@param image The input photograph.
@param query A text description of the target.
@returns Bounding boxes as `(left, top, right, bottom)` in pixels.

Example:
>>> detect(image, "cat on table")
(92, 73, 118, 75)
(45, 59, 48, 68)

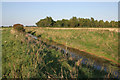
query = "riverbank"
(3, 28, 118, 78)
(25, 27, 119, 64)
(27, 29, 120, 78)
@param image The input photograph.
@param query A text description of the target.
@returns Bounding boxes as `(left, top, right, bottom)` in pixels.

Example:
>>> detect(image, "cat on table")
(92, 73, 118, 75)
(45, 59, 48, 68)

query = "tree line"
(36, 16, 119, 28)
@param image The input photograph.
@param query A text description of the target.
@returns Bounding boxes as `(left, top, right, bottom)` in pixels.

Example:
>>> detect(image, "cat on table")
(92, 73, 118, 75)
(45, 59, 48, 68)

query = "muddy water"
(28, 34, 119, 78)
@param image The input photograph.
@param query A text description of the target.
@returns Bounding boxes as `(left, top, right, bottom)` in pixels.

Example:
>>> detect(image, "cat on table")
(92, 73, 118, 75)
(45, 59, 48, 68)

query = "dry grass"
(25, 27, 119, 32)
(25, 27, 119, 63)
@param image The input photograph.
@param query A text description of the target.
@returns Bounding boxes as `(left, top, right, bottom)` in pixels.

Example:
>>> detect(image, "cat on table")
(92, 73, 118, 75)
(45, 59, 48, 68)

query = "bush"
(13, 24, 25, 32)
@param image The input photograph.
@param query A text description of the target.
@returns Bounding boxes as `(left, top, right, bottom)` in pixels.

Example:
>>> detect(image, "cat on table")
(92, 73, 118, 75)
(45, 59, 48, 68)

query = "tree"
(54, 20, 62, 27)
(111, 21, 118, 28)
(90, 17, 95, 27)
(36, 16, 55, 27)
(99, 20, 104, 27)
(94, 20, 99, 27)
(115, 21, 118, 27)
(35, 16, 118, 28)
(69, 17, 79, 27)
(110, 21, 116, 27)
(61, 19, 69, 27)
(84, 19, 90, 27)
(78, 18, 84, 27)
(9, 26, 12, 28)
(36, 19, 45, 27)
(45, 17, 55, 27)
(119, 21, 120, 28)
(104, 21, 110, 27)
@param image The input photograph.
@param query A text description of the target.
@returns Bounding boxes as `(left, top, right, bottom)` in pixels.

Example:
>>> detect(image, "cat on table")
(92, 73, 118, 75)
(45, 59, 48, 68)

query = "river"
(28, 33, 120, 78)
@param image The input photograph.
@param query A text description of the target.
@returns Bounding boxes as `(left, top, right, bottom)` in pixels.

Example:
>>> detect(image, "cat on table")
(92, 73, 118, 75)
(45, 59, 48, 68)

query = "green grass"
(25, 28, 118, 63)
(2, 28, 118, 78)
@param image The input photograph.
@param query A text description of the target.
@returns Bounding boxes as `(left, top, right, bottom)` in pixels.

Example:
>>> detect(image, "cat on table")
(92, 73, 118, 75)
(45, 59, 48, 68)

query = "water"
(28, 34, 37, 40)
(28, 33, 119, 78)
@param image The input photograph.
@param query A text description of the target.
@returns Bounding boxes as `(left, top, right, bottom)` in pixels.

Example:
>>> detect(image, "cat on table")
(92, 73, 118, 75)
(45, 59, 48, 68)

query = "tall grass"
(25, 27, 118, 63)
(2, 28, 117, 78)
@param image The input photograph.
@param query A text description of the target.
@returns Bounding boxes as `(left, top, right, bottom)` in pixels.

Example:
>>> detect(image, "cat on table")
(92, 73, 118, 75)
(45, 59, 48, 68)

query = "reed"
(2, 28, 118, 78)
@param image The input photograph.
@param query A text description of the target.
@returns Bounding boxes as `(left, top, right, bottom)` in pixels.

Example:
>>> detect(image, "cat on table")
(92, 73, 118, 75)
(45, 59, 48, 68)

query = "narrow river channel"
(28, 33, 120, 78)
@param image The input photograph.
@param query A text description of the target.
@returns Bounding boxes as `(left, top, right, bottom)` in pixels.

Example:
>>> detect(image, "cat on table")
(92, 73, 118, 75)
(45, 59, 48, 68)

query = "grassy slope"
(25, 27, 118, 63)
(2, 28, 114, 78)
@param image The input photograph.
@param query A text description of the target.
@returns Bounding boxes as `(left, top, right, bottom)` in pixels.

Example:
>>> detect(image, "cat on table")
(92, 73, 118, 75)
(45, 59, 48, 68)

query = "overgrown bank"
(2, 28, 118, 78)
(25, 27, 119, 64)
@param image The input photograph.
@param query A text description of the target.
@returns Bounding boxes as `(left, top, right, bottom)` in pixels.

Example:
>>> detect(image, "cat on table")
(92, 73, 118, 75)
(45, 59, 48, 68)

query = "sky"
(1, 0, 120, 2)
(1, 2, 119, 26)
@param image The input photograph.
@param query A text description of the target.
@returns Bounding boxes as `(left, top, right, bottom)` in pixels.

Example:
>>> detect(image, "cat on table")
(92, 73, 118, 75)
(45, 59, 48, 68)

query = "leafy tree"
(36, 19, 45, 27)
(110, 21, 115, 27)
(9, 26, 12, 28)
(36, 16, 55, 27)
(115, 21, 118, 28)
(90, 17, 95, 27)
(61, 19, 69, 27)
(104, 21, 110, 27)
(84, 19, 90, 27)
(94, 20, 99, 27)
(118, 21, 120, 28)
(78, 18, 84, 27)
(69, 17, 79, 27)
(99, 20, 104, 27)
(54, 20, 62, 27)
(35, 16, 118, 28)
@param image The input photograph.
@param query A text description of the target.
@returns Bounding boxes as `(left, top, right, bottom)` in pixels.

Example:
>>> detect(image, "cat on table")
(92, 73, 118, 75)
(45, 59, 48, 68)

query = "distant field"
(25, 27, 119, 64)
(25, 27, 119, 32)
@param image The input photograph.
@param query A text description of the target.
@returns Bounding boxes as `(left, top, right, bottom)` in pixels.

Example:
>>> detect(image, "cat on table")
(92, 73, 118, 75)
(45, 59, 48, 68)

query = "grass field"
(2, 28, 118, 78)
(25, 27, 119, 64)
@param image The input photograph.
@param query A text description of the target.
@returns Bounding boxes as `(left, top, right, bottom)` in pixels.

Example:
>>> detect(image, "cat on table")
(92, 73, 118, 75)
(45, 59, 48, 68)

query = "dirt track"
(26, 27, 119, 32)
(45, 27, 119, 32)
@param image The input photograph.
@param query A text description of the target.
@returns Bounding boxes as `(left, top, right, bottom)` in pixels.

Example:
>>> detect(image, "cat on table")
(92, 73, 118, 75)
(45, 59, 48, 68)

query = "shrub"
(13, 24, 25, 32)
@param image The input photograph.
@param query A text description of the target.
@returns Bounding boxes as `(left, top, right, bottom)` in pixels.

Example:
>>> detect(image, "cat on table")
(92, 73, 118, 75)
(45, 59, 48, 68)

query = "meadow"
(25, 27, 119, 64)
(2, 28, 118, 78)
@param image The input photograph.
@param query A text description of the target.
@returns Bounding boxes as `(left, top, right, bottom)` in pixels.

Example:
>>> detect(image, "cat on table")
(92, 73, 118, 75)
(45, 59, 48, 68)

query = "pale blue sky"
(2, 2, 118, 26)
